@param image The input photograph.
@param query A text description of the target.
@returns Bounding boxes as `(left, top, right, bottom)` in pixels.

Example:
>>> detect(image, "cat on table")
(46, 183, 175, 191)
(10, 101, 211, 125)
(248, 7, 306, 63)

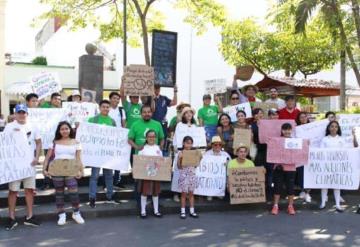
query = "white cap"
(71, 90, 81, 97)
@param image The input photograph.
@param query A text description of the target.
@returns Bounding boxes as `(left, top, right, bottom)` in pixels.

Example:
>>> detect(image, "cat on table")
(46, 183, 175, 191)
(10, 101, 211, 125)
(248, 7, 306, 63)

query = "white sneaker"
(299, 191, 306, 199)
(173, 194, 180, 202)
(57, 213, 66, 226)
(340, 196, 345, 203)
(207, 196, 213, 201)
(305, 193, 312, 203)
(72, 212, 85, 224)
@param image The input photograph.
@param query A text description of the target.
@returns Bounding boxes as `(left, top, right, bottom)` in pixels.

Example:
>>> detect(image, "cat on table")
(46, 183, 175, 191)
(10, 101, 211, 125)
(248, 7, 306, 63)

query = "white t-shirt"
(4, 120, 41, 151)
(138, 144, 163, 157)
(265, 98, 286, 109)
(109, 107, 126, 127)
(0, 119, 6, 128)
(320, 135, 349, 148)
(204, 149, 231, 160)
(53, 142, 82, 160)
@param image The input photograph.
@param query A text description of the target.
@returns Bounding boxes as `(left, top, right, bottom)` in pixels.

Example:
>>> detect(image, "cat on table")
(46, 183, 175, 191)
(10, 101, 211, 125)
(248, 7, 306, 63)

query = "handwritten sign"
(252, 102, 278, 118)
(338, 114, 360, 145)
(258, 119, 296, 144)
(205, 79, 227, 94)
(304, 148, 360, 190)
(295, 119, 328, 147)
(0, 132, 35, 185)
(76, 122, 131, 171)
(30, 72, 62, 100)
(174, 124, 207, 148)
(63, 102, 97, 125)
(223, 103, 252, 122)
(182, 150, 202, 167)
(28, 108, 67, 149)
(267, 137, 309, 164)
(228, 167, 266, 204)
(123, 64, 155, 96)
(132, 155, 172, 181)
(233, 128, 252, 150)
(48, 159, 82, 177)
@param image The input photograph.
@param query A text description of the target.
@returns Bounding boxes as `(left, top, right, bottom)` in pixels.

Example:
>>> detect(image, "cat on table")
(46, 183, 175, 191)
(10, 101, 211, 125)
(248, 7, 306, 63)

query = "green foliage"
(31, 56, 48, 65)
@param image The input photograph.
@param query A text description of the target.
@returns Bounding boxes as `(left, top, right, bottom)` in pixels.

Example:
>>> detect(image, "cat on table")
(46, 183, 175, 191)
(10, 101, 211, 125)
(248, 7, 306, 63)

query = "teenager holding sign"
(43, 121, 85, 225)
(217, 113, 235, 158)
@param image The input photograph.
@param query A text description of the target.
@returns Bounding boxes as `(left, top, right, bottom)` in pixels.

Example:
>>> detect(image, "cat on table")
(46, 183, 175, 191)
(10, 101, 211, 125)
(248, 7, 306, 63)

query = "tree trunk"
(351, 0, 360, 48)
(340, 50, 346, 110)
(140, 15, 150, 65)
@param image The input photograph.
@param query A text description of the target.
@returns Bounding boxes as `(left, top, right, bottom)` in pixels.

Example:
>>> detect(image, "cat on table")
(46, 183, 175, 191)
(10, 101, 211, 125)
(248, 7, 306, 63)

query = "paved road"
(0, 209, 359, 247)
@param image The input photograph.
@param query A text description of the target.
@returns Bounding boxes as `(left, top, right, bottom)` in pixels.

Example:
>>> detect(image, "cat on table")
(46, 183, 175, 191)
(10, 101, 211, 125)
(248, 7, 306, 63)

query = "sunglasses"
(231, 97, 239, 100)
(213, 143, 222, 147)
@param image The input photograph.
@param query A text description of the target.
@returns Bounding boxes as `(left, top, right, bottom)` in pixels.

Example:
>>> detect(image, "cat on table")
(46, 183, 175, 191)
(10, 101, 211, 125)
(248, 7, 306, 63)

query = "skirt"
(178, 167, 197, 193)
(137, 180, 161, 196)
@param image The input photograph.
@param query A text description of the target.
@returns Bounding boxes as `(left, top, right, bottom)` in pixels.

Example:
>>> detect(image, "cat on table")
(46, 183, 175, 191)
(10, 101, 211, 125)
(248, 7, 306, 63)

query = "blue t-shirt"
(152, 95, 171, 122)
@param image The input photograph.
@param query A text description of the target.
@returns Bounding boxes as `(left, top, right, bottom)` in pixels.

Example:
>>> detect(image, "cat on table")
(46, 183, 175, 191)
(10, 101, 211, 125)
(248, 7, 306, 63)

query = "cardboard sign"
(233, 128, 252, 150)
(132, 155, 172, 181)
(223, 103, 252, 122)
(76, 122, 131, 171)
(205, 79, 227, 94)
(181, 150, 202, 167)
(63, 102, 97, 125)
(304, 148, 360, 190)
(338, 114, 360, 145)
(252, 102, 278, 118)
(30, 72, 62, 100)
(123, 65, 155, 96)
(295, 119, 329, 147)
(81, 88, 97, 103)
(228, 167, 266, 204)
(0, 132, 35, 185)
(48, 159, 82, 177)
(174, 124, 207, 148)
(258, 119, 296, 144)
(267, 137, 309, 164)
(28, 108, 67, 149)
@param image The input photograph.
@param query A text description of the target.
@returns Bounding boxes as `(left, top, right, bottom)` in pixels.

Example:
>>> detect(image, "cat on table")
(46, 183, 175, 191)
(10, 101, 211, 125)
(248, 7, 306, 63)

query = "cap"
(71, 90, 81, 97)
(181, 106, 196, 117)
(15, 104, 28, 113)
(211, 136, 223, 145)
(203, 94, 211, 100)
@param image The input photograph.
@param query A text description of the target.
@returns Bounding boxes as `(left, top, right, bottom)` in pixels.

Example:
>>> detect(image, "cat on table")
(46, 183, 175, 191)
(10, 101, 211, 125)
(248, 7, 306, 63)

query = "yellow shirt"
(227, 158, 255, 170)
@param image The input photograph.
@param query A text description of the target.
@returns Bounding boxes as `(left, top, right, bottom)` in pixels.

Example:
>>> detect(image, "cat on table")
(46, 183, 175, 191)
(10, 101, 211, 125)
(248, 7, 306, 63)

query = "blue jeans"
(205, 125, 217, 143)
(113, 170, 121, 185)
(89, 168, 113, 200)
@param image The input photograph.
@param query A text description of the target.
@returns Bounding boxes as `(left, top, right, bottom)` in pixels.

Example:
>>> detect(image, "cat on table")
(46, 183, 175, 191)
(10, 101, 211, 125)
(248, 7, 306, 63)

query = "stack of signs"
(123, 65, 155, 96)
(223, 103, 252, 122)
(132, 155, 172, 181)
(204, 79, 227, 94)
(30, 72, 62, 100)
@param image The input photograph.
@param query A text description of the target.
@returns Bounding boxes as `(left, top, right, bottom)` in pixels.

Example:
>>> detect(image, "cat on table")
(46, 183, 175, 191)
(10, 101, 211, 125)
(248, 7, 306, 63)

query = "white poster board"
(63, 102, 97, 125)
(0, 132, 35, 185)
(295, 119, 329, 147)
(338, 114, 360, 145)
(304, 148, 360, 190)
(28, 108, 67, 149)
(204, 79, 227, 94)
(30, 72, 62, 100)
(174, 125, 207, 148)
(76, 122, 131, 171)
(223, 102, 252, 122)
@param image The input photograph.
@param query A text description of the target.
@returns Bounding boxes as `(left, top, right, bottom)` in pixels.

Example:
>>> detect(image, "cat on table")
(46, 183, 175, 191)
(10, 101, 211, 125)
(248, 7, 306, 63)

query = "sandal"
(180, 213, 186, 219)
(189, 212, 199, 218)
(153, 212, 163, 218)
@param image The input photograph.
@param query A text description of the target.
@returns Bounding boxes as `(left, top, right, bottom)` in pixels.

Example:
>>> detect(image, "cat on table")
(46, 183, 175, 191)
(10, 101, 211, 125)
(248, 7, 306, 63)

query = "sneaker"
(173, 194, 180, 202)
(89, 198, 96, 208)
(106, 197, 121, 204)
(57, 213, 66, 226)
(287, 205, 296, 215)
(356, 207, 360, 214)
(5, 218, 18, 231)
(271, 205, 279, 215)
(340, 196, 345, 203)
(207, 196, 213, 201)
(304, 193, 312, 203)
(72, 212, 85, 224)
(299, 191, 306, 199)
(24, 216, 41, 227)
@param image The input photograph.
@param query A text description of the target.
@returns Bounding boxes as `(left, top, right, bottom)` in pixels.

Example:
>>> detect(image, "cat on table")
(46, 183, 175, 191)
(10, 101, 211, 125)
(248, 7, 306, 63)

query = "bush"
(31, 56, 47, 65)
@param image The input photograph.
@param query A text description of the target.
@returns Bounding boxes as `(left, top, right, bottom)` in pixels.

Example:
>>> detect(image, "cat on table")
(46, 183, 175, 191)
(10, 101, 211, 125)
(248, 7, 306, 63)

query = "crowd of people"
(1, 81, 360, 231)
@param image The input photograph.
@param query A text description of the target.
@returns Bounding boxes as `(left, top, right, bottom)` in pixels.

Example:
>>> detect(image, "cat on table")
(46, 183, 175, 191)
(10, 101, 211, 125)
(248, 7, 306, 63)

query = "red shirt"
(278, 108, 300, 120)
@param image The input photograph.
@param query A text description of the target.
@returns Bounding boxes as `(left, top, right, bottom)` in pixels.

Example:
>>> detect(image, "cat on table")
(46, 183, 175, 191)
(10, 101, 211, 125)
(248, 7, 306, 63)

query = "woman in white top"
(319, 121, 357, 212)
(173, 107, 197, 150)
(43, 121, 85, 225)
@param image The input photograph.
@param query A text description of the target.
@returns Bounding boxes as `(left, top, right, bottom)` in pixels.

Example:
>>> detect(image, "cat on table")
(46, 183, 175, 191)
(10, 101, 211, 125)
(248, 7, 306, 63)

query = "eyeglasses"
(213, 143, 222, 147)
(231, 97, 239, 100)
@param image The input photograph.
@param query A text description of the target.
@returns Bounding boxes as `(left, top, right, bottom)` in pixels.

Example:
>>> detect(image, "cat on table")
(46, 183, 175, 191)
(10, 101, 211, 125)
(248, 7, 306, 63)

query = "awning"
(5, 81, 33, 96)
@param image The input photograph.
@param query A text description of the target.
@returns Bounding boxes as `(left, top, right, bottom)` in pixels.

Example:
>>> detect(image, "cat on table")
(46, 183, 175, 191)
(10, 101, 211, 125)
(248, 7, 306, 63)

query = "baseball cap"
(15, 104, 28, 113)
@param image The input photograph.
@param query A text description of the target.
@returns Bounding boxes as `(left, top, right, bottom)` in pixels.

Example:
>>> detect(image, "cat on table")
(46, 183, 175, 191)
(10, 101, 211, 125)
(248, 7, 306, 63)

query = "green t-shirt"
(123, 101, 142, 128)
(169, 116, 177, 129)
(227, 158, 255, 170)
(128, 119, 164, 153)
(198, 105, 219, 126)
(88, 114, 116, 126)
(40, 102, 55, 108)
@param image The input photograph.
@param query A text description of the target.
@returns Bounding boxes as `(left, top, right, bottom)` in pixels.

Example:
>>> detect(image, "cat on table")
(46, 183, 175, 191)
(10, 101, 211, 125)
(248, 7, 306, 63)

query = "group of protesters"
(1, 80, 360, 231)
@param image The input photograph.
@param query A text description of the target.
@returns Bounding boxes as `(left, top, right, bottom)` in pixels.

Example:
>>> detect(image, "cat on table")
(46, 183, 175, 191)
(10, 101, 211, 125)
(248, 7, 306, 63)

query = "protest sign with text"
(266, 137, 309, 164)
(63, 102, 97, 125)
(30, 72, 62, 100)
(295, 119, 328, 147)
(228, 167, 266, 204)
(132, 155, 172, 181)
(28, 108, 67, 149)
(76, 122, 131, 171)
(304, 148, 360, 190)
(258, 119, 296, 144)
(0, 132, 35, 185)
(223, 103, 252, 122)
(338, 114, 360, 145)
(204, 79, 227, 94)
(123, 65, 155, 96)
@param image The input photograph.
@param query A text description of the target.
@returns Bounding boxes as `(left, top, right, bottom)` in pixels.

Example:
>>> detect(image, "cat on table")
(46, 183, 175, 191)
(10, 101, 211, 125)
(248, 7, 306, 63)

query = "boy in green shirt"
(40, 92, 62, 108)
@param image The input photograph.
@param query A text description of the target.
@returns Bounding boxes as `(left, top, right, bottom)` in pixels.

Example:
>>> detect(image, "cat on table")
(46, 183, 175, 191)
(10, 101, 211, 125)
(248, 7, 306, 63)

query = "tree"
(38, 0, 226, 65)
(32, 56, 48, 65)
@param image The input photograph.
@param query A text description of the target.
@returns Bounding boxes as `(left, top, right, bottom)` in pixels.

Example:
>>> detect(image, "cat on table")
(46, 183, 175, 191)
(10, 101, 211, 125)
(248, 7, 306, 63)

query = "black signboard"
(151, 30, 177, 87)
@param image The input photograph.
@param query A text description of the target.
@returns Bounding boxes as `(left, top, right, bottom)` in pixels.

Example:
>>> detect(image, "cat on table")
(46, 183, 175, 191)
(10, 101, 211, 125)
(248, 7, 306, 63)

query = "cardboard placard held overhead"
(123, 65, 155, 96)
(252, 102, 278, 118)
(132, 155, 172, 181)
(48, 159, 83, 177)
(181, 150, 202, 167)
(228, 167, 266, 204)
(233, 128, 252, 150)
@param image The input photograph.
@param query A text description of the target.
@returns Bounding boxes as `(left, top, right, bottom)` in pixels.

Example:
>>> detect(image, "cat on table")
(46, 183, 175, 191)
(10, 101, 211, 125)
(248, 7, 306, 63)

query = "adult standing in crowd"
(198, 94, 223, 144)
(325, 111, 336, 122)
(0, 114, 6, 132)
(25, 93, 39, 108)
(108, 92, 126, 188)
(168, 103, 191, 135)
(4, 104, 42, 230)
(67, 90, 82, 103)
(173, 107, 197, 150)
(217, 113, 235, 158)
(40, 92, 62, 108)
(233, 110, 250, 129)
(242, 85, 262, 106)
(120, 84, 142, 129)
(278, 95, 300, 120)
(265, 87, 286, 109)
(88, 100, 120, 208)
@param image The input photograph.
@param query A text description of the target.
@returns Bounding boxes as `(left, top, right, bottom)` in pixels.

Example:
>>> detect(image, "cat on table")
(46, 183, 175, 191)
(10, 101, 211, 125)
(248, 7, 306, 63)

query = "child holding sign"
(138, 130, 163, 218)
(177, 136, 199, 219)
(271, 123, 296, 216)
